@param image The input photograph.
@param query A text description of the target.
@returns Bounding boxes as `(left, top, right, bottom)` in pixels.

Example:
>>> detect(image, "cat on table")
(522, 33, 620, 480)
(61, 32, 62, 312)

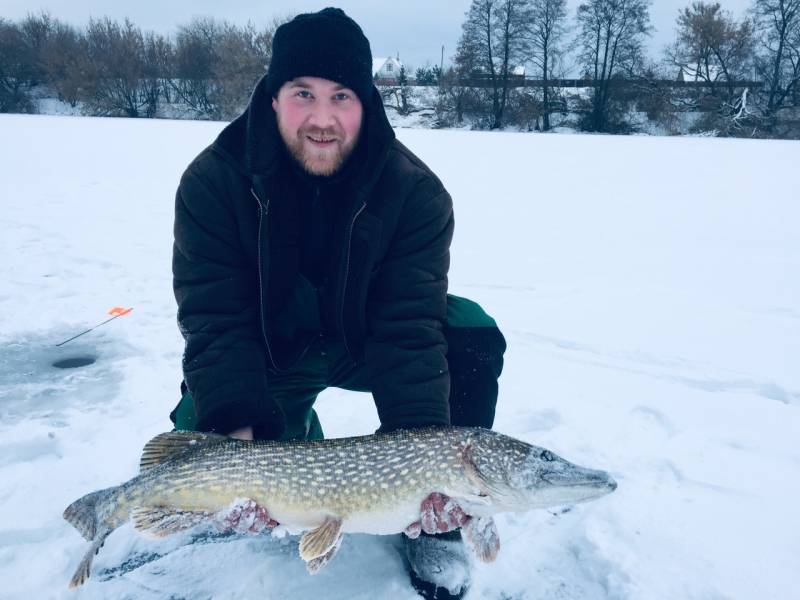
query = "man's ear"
(272, 96, 278, 112)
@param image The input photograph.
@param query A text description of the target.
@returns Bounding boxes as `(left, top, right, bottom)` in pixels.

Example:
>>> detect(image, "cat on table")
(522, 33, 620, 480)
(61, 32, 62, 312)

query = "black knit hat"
(264, 7, 374, 103)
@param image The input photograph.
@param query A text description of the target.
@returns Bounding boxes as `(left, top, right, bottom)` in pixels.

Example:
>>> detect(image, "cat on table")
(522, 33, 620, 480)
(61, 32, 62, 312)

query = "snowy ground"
(1, 114, 798, 599)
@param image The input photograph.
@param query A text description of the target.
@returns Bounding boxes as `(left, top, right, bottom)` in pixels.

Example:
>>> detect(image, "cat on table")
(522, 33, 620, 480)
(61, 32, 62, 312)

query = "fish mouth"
(541, 469, 617, 494)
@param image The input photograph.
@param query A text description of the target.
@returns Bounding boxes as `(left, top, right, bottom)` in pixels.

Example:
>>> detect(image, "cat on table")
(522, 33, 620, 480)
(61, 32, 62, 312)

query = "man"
(171, 8, 506, 599)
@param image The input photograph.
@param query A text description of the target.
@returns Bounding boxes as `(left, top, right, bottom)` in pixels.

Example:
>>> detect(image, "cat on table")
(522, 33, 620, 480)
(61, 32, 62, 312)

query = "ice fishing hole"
(52, 356, 97, 369)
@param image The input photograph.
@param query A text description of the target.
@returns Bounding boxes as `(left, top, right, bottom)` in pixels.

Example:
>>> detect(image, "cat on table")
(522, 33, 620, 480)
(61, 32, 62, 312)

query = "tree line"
(1, 3, 799, 137)
(0, 13, 283, 120)
(437, 0, 799, 137)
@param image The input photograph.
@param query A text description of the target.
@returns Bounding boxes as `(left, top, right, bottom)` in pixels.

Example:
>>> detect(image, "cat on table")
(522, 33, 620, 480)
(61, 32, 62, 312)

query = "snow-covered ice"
(1, 114, 798, 599)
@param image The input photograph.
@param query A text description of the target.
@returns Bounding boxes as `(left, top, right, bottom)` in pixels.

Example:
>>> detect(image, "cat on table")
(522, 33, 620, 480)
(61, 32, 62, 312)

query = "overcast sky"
(4, 1, 755, 71)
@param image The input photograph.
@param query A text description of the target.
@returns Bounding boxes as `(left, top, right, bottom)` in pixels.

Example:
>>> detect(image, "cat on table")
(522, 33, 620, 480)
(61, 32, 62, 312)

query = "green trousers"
(172, 294, 506, 440)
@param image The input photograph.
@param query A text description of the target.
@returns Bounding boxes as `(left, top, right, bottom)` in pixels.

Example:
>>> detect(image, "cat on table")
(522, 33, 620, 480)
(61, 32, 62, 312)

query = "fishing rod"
(55, 307, 133, 347)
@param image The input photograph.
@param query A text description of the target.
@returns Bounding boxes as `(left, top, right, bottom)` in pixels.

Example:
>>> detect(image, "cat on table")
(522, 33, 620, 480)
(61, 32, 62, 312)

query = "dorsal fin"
(139, 431, 228, 472)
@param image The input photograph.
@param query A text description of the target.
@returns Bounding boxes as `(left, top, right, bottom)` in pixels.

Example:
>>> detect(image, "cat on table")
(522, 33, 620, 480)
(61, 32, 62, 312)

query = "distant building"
(467, 64, 526, 81)
(373, 56, 404, 85)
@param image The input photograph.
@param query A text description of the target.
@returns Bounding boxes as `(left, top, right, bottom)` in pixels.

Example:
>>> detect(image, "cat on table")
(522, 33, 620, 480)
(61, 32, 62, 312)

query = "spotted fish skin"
(63, 427, 616, 587)
(124, 427, 475, 532)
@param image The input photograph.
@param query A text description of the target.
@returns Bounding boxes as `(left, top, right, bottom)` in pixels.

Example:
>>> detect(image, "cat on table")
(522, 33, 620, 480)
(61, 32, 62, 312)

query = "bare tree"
(139, 32, 171, 117)
(382, 63, 413, 115)
(435, 21, 491, 127)
(42, 19, 85, 107)
(18, 11, 54, 87)
(0, 18, 35, 112)
(1, 13, 82, 112)
(751, 0, 800, 116)
(668, 2, 754, 102)
(528, 0, 568, 130)
(437, 49, 480, 127)
(212, 21, 274, 119)
(171, 18, 220, 117)
(80, 18, 150, 117)
(0, 11, 58, 112)
(576, 0, 652, 132)
(171, 17, 281, 119)
(457, 0, 534, 128)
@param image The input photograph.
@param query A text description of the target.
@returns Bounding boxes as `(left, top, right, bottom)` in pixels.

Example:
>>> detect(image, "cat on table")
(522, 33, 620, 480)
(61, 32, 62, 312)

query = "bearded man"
(171, 8, 506, 599)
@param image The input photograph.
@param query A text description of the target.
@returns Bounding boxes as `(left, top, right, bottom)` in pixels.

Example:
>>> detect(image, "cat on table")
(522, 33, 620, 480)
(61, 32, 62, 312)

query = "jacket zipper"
(252, 186, 318, 372)
(340, 201, 367, 361)
(251, 187, 281, 372)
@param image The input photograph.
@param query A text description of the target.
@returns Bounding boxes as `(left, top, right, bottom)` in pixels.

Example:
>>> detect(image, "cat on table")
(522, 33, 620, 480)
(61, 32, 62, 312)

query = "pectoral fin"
(131, 506, 210, 538)
(299, 516, 343, 561)
(306, 532, 343, 574)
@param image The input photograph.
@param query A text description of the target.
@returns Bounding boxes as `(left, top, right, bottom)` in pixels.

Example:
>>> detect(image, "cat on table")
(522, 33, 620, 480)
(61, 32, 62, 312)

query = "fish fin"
(68, 526, 112, 588)
(299, 516, 343, 561)
(306, 532, 343, 575)
(139, 431, 228, 472)
(131, 506, 210, 538)
(463, 516, 500, 563)
(63, 487, 118, 541)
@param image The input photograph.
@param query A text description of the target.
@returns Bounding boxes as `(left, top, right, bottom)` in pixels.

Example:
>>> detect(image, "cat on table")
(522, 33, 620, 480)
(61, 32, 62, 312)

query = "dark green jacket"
(173, 75, 454, 438)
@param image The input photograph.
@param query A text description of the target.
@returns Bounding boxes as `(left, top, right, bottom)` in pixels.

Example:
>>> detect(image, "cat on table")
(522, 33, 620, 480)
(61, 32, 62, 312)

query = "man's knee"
(444, 296, 506, 428)
(445, 294, 506, 378)
(445, 325, 506, 381)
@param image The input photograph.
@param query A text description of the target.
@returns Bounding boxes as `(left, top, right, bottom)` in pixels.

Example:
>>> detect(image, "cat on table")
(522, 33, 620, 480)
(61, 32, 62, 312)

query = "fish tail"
(63, 486, 119, 541)
(68, 526, 112, 588)
(63, 486, 123, 587)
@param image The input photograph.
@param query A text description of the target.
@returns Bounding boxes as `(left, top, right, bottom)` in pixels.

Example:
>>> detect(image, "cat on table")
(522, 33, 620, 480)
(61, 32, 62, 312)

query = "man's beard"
(277, 118, 360, 177)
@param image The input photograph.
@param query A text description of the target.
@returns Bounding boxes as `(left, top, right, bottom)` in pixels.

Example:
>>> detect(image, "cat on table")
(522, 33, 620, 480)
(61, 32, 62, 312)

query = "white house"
(373, 56, 404, 83)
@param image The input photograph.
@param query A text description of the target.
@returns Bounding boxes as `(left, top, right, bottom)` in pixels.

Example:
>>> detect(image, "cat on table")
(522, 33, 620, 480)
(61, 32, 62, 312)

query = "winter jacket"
(173, 75, 454, 438)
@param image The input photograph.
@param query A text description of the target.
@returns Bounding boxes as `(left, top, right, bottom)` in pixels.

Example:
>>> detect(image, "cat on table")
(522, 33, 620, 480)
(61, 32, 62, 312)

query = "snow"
(1, 113, 799, 599)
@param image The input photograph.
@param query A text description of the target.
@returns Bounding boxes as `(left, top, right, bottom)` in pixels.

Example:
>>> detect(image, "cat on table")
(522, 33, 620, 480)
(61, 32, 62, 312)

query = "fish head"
(464, 430, 617, 511)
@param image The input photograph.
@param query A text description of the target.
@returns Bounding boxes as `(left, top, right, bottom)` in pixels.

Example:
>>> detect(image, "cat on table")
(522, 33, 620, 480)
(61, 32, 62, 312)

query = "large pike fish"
(63, 427, 616, 587)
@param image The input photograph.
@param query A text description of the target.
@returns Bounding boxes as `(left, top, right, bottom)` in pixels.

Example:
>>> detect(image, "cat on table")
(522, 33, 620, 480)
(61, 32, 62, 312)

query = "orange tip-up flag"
(55, 306, 135, 347)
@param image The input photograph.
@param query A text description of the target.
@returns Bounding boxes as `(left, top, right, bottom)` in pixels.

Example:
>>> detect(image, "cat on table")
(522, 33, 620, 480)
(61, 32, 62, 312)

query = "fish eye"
(540, 450, 555, 462)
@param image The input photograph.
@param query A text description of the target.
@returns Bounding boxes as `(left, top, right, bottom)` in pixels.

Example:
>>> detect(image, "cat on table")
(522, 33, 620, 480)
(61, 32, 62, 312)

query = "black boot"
(403, 530, 471, 599)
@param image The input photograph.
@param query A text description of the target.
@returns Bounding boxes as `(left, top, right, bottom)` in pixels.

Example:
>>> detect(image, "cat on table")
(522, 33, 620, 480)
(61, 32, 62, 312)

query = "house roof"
(373, 56, 404, 76)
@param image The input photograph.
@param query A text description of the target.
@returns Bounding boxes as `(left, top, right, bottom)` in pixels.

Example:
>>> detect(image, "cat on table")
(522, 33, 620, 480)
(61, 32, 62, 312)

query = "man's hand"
(403, 493, 501, 563)
(214, 498, 278, 534)
(403, 492, 471, 538)
(228, 426, 254, 441)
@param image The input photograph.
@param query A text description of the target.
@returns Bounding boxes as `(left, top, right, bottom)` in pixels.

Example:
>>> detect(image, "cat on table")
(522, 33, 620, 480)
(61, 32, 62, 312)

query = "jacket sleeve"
(172, 165, 285, 438)
(364, 185, 454, 430)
